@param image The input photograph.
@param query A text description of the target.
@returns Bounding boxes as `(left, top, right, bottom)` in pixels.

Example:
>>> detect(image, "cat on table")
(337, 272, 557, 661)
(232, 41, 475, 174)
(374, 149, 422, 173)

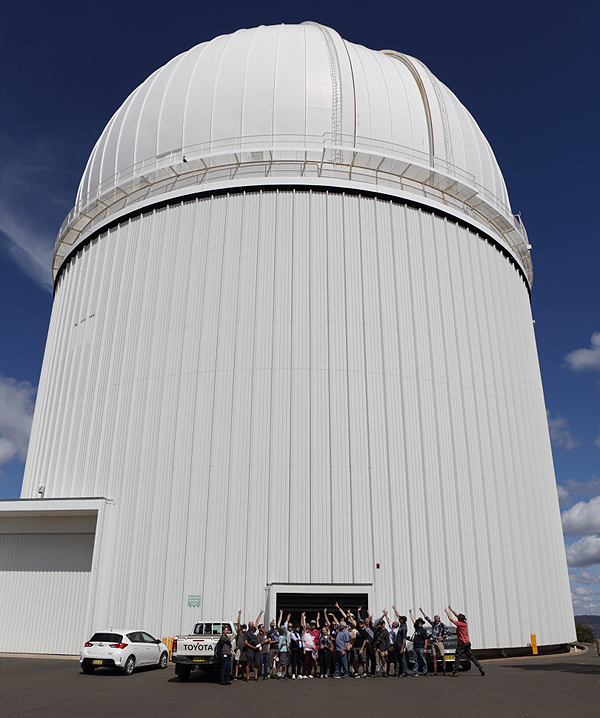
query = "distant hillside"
(575, 615, 600, 639)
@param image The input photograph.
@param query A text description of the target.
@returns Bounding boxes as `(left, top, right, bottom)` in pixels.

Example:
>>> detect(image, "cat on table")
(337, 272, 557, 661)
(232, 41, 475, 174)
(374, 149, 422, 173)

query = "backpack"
(214, 638, 222, 658)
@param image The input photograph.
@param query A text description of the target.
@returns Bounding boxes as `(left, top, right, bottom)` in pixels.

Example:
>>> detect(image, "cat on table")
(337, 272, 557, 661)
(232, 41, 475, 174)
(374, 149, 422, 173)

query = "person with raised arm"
(444, 606, 485, 677)
(266, 617, 280, 678)
(387, 615, 399, 675)
(318, 613, 333, 678)
(234, 610, 246, 680)
(354, 616, 369, 677)
(409, 608, 429, 676)
(325, 608, 338, 676)
(289, 620, 303, 679)
(276, 611, 291, 679)
(300, 612, 318, 678)
(373, 612, 391, 677)
(419, 606, 449, 676)
(256, 622, 270, 680)
(242, 609, 264, 681)
(358, 607, 376, 676)
(392, 606, 409, 677)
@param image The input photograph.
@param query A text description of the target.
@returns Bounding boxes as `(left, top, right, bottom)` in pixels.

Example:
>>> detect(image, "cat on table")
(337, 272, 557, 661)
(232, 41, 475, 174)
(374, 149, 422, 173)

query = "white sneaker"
(291, 675, 296, 679)
(309, 675, 313, 679)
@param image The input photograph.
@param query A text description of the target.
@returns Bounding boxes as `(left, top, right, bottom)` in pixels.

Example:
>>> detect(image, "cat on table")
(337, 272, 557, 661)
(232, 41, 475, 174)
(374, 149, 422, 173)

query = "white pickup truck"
(171, 621, 234, 681)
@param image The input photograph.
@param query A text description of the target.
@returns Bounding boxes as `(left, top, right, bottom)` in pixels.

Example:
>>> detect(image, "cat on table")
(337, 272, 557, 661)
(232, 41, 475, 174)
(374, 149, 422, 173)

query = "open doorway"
(276, 592, 369, 626)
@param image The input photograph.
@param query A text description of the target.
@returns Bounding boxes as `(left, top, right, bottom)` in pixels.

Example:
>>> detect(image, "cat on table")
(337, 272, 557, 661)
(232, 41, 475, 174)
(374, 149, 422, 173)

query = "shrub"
(575, 622, 595, 643)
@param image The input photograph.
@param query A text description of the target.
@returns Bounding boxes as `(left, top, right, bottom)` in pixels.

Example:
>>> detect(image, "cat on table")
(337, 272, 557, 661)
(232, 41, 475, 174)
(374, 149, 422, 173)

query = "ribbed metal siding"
(0, 533, 94, 654)
(23, 190, 573, 648)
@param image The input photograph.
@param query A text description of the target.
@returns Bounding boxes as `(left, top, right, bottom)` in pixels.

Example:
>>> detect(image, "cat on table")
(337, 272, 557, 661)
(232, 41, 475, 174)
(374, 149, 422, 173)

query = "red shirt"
(455, 620, 470, 644)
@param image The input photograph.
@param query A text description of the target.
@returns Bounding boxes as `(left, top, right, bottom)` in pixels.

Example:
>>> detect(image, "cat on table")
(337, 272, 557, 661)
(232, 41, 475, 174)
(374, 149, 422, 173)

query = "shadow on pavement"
(506, 662, 600, 674)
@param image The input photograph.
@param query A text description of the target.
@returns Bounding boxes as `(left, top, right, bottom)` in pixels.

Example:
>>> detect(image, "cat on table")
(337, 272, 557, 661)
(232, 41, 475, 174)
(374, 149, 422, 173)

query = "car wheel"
(159, 651, 168, 669)
(82, 662, 95, 674)
(462, 661, 471, 671)
(178, 667, 191, 682)
(123, 656, 136, 675)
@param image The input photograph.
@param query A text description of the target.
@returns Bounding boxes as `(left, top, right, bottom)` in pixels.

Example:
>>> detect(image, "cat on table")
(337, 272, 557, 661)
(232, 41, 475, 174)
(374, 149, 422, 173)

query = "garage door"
(0, 532, 95, 654)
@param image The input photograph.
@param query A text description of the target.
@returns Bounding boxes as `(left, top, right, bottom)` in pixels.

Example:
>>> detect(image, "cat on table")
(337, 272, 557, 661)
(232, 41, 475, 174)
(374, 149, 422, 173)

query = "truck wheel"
(159, 652, 168, 669)
(123, 656, 136, 675)
(178, 666, 192, 682)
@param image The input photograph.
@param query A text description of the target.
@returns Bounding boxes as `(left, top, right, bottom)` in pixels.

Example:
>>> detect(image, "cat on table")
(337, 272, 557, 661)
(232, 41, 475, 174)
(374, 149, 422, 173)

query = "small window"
(127, 632, 144, 643)
(140, 632, 157, 644)
(193, 624, 204, 635)
(91, 633, 123, 643)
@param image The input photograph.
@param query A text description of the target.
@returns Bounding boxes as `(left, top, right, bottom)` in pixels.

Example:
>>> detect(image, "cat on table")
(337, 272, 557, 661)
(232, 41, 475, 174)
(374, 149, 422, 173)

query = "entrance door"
(276, 593, 369, 625)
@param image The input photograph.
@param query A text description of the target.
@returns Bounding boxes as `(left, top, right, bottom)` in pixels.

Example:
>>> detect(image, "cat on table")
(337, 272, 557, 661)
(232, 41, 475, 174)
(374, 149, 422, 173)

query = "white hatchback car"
(80, 630, 169, 675)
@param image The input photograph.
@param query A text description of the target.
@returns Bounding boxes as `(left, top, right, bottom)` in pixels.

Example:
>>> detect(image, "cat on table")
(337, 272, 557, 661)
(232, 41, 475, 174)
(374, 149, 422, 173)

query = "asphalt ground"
(1, 648, 598, 718)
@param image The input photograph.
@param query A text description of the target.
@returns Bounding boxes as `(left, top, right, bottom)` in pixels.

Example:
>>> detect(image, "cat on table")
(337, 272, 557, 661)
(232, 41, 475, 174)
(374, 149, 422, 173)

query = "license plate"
(445, 655, 455, 661)
(193, 658, 206, 662)
(92, 660, 103, 665)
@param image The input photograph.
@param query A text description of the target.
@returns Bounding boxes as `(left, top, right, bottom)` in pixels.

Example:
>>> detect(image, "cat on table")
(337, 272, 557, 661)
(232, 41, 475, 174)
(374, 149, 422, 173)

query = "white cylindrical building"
(16, 22, 573, 651)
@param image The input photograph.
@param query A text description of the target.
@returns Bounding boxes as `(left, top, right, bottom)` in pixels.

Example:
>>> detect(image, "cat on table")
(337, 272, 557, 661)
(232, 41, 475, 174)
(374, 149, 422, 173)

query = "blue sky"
(1, 0, 599, 612)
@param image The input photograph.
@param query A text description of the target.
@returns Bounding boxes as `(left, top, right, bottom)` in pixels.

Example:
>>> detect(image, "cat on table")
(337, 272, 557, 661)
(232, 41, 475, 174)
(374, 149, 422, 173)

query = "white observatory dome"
(11, 22, 574, 657)
(54, 23, 530, 282)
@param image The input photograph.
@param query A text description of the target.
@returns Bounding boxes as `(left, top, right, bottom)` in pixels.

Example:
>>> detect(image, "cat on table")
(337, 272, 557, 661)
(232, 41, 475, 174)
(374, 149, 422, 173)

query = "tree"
(575, 622, 595, 643)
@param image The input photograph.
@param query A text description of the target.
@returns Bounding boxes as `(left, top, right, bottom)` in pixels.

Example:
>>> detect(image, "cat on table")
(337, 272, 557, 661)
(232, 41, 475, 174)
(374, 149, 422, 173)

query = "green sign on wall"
(187, 595, 202, 607)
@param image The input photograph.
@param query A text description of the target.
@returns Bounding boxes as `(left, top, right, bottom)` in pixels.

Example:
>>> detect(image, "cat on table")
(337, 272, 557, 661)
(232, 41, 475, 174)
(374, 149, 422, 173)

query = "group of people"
(214, 603, 485, 685)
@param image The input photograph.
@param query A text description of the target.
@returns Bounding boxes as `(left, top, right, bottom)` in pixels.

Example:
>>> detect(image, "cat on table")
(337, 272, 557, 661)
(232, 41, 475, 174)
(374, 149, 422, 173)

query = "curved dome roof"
(55, 23, 531, 283)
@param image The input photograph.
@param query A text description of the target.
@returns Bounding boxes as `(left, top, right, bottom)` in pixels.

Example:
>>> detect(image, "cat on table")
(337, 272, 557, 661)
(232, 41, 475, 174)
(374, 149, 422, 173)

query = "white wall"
(23, 189, 574, 648)
(0, 531, 95, 654)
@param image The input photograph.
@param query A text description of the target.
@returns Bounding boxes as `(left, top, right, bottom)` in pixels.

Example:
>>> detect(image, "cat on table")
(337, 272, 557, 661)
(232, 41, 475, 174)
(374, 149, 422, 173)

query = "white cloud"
(572, 586, 594, 598)
(565, 332, 600, 372)
(557, 485, 570, 505)
(581, 603, 600, 612)
(566, 536, 600, 568)
(547, 412, 580, 449)
(0, 133, 73, 292)
(562, 496, 600, 536)
(0, 206, 54, 290)
(570, 570, 600, 585)
(0, 375, 36, 474)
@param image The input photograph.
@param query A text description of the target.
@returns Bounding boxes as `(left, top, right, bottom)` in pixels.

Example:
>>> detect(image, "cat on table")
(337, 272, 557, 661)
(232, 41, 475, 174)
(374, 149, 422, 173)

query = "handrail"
(62, 133, 514, 238)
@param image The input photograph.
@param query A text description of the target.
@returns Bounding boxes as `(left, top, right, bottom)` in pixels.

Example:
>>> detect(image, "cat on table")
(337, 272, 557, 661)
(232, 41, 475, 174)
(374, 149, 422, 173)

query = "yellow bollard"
(162, 637, 175, 660)
(530, 634, 538, 655)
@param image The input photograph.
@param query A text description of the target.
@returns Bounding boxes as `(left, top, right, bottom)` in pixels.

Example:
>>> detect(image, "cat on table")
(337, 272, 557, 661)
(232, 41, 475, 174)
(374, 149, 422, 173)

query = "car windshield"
(192, 623, 232, 635)
(90, 633, 123, 642)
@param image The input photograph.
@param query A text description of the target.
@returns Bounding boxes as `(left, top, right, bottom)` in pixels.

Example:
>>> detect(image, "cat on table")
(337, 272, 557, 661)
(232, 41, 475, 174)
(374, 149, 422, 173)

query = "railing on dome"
(55, 133, 532, 285)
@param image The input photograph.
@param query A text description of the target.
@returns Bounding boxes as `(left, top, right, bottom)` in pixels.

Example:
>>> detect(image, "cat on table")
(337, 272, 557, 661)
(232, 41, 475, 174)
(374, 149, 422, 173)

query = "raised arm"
(382, 609, 391, 626)
(444, 607, 458, 626)
(316, 612, 321, 629)
(409, 608, 416, 625)
(323, 609, 330, 627)
(335, 601, 347, 619)
(255, 609, 264, 626)
(448, 605, 459, 618)
(237, 609, 242, 632)
(301, 612, 307, 629)
(278, 609, 283, 628)
(392, 604, 400, 619)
